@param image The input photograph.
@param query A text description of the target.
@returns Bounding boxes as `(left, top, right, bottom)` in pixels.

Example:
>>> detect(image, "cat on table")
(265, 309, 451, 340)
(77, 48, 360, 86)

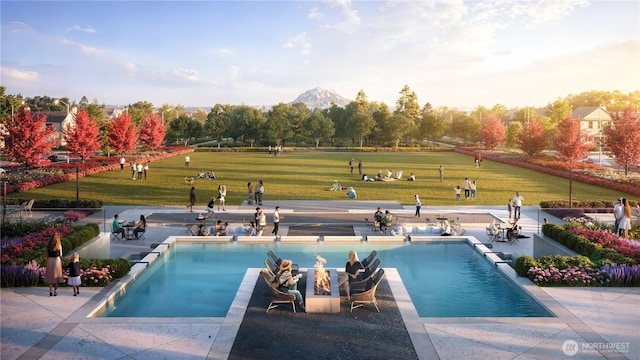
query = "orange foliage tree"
(108, 111, 139, 154)
(518, 118, 548, 156)
(6, 106, 55, 167)
(139, 113, 166, 151)
(64, 110, 101, 162)
(603, 106, 640, 175)
(479, 115, 505, 149)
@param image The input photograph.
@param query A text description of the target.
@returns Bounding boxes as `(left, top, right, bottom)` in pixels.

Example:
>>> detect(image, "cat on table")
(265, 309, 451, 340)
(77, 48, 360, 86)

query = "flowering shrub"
(562, 216, 609, 231)
(1, 226, 74, 265)
(1, 260, 44, 287)
(63, 209, 92, 222)
(568, 228, 640, 263)
(527, 266, 609, 287)
(80, 265, 113, 287)
(600, 264, 640, 286)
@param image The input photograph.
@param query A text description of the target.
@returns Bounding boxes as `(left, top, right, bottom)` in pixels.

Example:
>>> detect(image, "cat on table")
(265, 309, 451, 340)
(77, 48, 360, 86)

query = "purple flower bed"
(1, 260, 44, 287)
(600, 264, 640, 286)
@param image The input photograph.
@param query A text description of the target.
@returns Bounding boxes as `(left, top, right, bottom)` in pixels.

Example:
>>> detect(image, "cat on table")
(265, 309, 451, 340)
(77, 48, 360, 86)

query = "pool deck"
(2, 203, 639, 359)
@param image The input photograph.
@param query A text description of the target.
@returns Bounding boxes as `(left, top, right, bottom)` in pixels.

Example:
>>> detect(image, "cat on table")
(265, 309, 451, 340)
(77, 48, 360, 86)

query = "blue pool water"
(98, 242, 552, 318)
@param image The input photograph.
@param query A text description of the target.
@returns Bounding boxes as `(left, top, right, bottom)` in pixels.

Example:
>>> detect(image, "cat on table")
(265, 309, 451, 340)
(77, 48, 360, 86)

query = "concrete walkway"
(1, 204, 638, 359)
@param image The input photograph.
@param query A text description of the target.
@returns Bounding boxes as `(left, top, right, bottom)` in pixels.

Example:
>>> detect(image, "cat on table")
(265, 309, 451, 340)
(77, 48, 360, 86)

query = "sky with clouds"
(1, 0, 638, 109)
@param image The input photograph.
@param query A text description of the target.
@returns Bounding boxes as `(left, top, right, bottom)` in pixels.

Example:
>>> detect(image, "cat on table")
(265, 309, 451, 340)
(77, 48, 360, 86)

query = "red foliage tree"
(479, 115, 506, 149)
(603, 106, 640, 175)
(518, 118, 548, 156)
(553, 116, 591, 162)
(6, 106, 55, 167)
(108, 111, 139, 154)
(64, 110, 101, 162)
(139, 113, 166, 151)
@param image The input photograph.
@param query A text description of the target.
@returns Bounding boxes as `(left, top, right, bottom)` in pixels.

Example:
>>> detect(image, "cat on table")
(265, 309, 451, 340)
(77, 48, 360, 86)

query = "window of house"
(588, 121, 593, 129)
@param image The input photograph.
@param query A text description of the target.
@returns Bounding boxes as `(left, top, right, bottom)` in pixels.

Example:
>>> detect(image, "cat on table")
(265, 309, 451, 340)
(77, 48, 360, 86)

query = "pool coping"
(69, 234, 591, 360)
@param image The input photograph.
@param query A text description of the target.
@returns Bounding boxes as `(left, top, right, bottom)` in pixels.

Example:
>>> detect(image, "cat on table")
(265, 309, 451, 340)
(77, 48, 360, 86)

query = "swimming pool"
(95, 241, 552, 318)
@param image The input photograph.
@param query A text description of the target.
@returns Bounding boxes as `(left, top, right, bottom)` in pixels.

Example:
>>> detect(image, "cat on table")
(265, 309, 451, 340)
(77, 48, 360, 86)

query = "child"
(454, 186, 462, 201)
(67, 253, 81, 296)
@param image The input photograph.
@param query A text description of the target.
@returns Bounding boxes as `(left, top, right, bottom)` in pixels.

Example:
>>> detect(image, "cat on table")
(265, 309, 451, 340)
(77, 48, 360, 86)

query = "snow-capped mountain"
(290, 87, 351, 109)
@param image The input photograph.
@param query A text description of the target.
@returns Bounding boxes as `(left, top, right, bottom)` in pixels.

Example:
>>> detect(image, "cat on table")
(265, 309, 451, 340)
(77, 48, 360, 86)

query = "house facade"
(570, 106, 611, 146)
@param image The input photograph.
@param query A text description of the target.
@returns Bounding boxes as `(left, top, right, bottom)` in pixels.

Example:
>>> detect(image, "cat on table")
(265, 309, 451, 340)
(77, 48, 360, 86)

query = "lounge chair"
(264, 258, 278, 276)
(360, 250, 377, 267)
(260, 268, 297, 313)
(349, 258, 381, 293)
(187, 224, 199, 236)
(267, 250, 299, 275)
(350, 268, 385, 313)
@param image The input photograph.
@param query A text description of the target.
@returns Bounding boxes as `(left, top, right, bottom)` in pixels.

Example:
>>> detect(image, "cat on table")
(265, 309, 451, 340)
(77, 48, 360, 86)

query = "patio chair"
(350, 268, 385, 313)
(21, 199, 35, 218)
(349, 258, 381, 293)
(111, 223, 124, 241)
(264, 258, 278, 277)
(187, 224, 199, 236)
(260, 268, 297, 313)
(267, 250, 299, 275)
(360, 250, 377, 267)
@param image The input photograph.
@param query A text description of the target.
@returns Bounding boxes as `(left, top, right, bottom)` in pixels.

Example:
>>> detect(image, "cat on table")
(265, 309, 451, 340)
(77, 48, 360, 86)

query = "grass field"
(9, 151, 631, 206)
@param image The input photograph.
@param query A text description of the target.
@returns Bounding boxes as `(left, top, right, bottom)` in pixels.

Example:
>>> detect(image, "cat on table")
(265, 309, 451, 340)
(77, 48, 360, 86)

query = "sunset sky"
(1, 0, 638, 109)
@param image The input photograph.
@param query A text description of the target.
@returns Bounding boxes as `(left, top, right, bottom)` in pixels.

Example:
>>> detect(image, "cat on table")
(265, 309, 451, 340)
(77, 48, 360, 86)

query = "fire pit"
(304, 255, 340, 313)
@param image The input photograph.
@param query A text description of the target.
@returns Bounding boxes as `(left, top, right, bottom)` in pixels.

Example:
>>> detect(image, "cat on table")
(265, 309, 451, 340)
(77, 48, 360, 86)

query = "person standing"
(271, 206, 283, 236)
(185, 154, 190, 168)
(188, 186, 196, 212)
(358, 160, 363, 175)
(439, 165, 445, 182)
(131, 162, 137, 180)
(217, 185, 226, 211)
(512, 192, 524, 219)
(470, 180, 477, 201)
(143, 162, 149, 180)
(349, 158, 355, 174)
(613, 197, 624, 235)
(119, 156, 125, 171)
(256, 208, 267, 235)
(463, 178, 471, 200)
(247, 182, 254, 205)
(454, 186, 462, 201)
(414, 195, 422, 217)
(67, 252, 82, 296)
(137, 163, 143, 181)
(255, 180, 264, 205)
(44, 233, 63, 296)
(508, 199, 513, 220)
(619, 198, 632, 239)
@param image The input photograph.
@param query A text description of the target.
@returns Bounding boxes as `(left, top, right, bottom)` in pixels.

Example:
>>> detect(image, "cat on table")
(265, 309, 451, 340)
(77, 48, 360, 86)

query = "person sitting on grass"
(347, 187, 357, 199)
(330, 180, 342, 191)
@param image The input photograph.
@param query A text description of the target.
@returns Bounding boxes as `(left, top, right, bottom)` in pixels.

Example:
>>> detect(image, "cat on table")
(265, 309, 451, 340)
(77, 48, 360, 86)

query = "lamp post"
(598, 130, 603, 166)
(54, 99, 70, 114)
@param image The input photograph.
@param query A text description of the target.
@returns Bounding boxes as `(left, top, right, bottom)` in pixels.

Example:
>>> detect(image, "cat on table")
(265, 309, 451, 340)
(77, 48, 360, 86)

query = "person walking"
(271, 206, 283, 236)
(358, 160, 363, 175)
(44, 233, 63, 296)
(512, 192, 524, 219)
(414, 195, 422, 217)
(463, 178, 471, 200)
(439, 165, 445, 182)
(349, 158, 355, 174)
(67, 252, 82, 296)
(185, 154, 190, 168)
(470, 180, 477, 200)
(188, 186, 196, 212)
(119, 156, 125, 171)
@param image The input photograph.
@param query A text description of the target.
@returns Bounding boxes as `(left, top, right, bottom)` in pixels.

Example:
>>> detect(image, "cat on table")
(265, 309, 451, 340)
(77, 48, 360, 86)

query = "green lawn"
(10, 151, 630, 206)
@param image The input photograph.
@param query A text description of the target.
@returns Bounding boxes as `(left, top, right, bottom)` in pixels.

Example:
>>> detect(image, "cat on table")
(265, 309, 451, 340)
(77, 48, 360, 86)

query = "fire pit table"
(305, 268, 340, 313)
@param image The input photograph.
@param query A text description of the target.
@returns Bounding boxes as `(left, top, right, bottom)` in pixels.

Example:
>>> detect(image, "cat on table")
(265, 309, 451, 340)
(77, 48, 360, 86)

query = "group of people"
(112, 214, 147, 240)
(508, 192, 525, 219)
(372, 207, 394, 232)
(614, 196, 633, 238)
(454, 178, 477, 201)
(119, 157, 149, 181)
(268, 145, 284, 156)
(349, 158, 363, 175)
(197, 220, 231, 236)
(247, 180, 265, 206)
(43, 233, 82, 297)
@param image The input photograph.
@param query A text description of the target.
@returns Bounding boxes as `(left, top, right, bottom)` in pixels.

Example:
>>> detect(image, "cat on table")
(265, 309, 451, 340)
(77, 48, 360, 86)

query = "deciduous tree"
(479, 115, 505, 149)
(553, 116, 591, 206)
(139, 113, 166, 151)
(518, 118, 548, 156)
(108, 111, 139, 154)
(6, 106, 55, 167)
(64, 110, 101, 162)
(603, 106, 640, 175)
(205, 104, 231, 148)
(303, 109, 335, 147)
